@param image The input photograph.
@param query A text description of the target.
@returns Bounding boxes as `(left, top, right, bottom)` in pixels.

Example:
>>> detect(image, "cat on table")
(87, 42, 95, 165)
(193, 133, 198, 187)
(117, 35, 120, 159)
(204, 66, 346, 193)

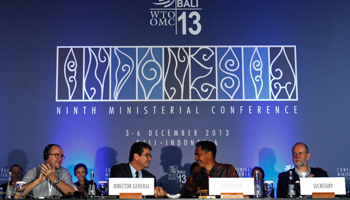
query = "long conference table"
(53, 198, 350, 200)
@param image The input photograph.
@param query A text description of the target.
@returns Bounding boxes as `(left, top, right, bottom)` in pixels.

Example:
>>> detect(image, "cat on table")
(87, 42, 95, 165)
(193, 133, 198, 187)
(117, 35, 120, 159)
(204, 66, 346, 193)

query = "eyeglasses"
(49, 153, 65, 159)
(141, 154, 152, 158)
(11, 172, 22, 175)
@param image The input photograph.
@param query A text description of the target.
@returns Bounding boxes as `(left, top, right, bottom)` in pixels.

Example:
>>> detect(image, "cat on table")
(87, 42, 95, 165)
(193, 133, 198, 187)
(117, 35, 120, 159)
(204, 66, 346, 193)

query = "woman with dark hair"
(251, 167, 274, 198)
(252, 167, 265, 182)
(74, 163, 99, 198)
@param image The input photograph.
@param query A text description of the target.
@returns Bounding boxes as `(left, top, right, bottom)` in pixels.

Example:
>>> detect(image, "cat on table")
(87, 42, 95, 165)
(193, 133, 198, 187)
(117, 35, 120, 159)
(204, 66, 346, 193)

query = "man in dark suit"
(277, 142, 328, 198)
(0, 164, 23, 197)
(110, 142, 166, 197)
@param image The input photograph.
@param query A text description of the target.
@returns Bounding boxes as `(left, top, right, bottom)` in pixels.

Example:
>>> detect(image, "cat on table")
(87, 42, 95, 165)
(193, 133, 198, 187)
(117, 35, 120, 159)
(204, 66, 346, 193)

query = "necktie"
(135, 171, 139, 178)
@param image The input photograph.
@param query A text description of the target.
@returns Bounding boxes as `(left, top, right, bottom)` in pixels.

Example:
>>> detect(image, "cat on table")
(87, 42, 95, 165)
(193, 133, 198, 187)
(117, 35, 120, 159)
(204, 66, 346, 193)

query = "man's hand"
(154, 186, 167, 198)
(41, 164, 56, 181)
(37, 170, 47, 183)
(196, 187, 201, 195)
(308, 174, 315, 178)
(22, 166, 47, 197)
(13, 193, 20, 199)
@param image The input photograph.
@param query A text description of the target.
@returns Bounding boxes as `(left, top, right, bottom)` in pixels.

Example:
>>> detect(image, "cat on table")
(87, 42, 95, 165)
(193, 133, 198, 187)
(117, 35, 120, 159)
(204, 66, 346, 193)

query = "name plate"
(300, 177, 346, 195)
(108, 178, 154, 195)
(208, 177, 254, 195)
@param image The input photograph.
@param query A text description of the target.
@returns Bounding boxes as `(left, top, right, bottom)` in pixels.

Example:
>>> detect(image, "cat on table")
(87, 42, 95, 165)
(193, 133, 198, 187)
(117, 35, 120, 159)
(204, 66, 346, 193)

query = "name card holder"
(208, 177, 254, 196)
(300, 177, 345, 197)
(312, 192, 335, 198)
(199, 196, 216, 199)
(199, 190, 216, 199)
(109, 178, 154, 196)
(220, 193, 244, 199)
(119, 193, 142, 199)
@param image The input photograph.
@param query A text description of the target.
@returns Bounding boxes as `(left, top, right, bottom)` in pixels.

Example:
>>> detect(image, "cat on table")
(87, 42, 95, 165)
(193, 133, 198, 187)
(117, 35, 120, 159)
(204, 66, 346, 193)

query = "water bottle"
(0, 187, 4, 199)
(88, 171, 96, 198)
(287, 170, 296, 198)
(254, 170, 262, 198)
(5, 172, 12, 199)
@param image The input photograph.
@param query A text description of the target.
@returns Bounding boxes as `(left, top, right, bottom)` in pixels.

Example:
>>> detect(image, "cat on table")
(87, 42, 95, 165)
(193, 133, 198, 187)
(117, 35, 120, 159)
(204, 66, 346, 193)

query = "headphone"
(43, 144, 60, 160)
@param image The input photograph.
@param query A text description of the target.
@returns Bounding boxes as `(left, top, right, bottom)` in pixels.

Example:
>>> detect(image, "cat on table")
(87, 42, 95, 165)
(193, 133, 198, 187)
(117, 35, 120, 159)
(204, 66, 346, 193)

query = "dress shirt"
(129, 163, 142, 178)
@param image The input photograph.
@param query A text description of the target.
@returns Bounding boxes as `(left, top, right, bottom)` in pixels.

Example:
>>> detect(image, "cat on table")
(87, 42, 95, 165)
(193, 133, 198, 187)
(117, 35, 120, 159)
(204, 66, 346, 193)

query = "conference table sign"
(300, 177, 346, 195)
(208, 177, 254, 196)
(108, 178, 155, 195)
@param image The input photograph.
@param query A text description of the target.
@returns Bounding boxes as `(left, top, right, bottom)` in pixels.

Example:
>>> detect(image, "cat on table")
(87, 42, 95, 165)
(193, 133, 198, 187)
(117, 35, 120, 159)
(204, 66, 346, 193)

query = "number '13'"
(178, 11, 202, 35)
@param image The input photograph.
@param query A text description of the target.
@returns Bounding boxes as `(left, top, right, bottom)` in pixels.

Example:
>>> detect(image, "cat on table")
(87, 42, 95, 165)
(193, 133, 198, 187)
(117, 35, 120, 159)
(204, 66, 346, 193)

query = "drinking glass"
(264, 181, 273, 198)
(15, 181, 26, 199)
(98, 181, 108, 199)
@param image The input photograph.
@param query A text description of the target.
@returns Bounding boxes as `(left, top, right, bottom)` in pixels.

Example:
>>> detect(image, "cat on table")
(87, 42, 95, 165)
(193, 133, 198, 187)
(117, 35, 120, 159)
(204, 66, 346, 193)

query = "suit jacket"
(110, 163, 157, 186)
(277, 167, 328, 198)
(0, 182, 13, 195)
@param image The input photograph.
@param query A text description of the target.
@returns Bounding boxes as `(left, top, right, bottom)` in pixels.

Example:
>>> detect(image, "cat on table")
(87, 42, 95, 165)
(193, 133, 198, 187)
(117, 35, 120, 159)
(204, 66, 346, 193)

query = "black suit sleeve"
(0, 183, 8, 193)
(110, 164, 130, 177)
(312, 168, 328, 177)
(110, 165, 119, 177)
(277, 172, 288, 198)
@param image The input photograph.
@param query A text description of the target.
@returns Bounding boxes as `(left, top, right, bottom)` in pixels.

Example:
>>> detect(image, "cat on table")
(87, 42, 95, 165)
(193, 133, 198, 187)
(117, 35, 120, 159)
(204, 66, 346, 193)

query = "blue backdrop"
(1, 0, 350, 195)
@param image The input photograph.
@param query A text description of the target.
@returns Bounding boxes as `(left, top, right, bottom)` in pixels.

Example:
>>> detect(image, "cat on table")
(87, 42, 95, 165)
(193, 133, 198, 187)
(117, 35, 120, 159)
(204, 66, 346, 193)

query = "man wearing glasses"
(0, 164, 23, 196)
(277, 142, 328, 198)
(110, 142, 166, 197)
(22, 144, 77, 198)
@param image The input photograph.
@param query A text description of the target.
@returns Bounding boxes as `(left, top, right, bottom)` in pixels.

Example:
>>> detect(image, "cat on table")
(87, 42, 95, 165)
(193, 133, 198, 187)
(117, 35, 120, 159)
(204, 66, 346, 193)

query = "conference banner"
(1, 0, 350, 195)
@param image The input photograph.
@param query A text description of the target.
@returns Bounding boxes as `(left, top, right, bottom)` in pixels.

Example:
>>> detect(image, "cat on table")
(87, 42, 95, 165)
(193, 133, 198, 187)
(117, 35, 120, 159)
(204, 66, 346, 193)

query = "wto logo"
(150, 0, 202, 35)
(56, 45, 298, 101)
(168, 165, 187, 184)
(284, 164, 295, 171)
